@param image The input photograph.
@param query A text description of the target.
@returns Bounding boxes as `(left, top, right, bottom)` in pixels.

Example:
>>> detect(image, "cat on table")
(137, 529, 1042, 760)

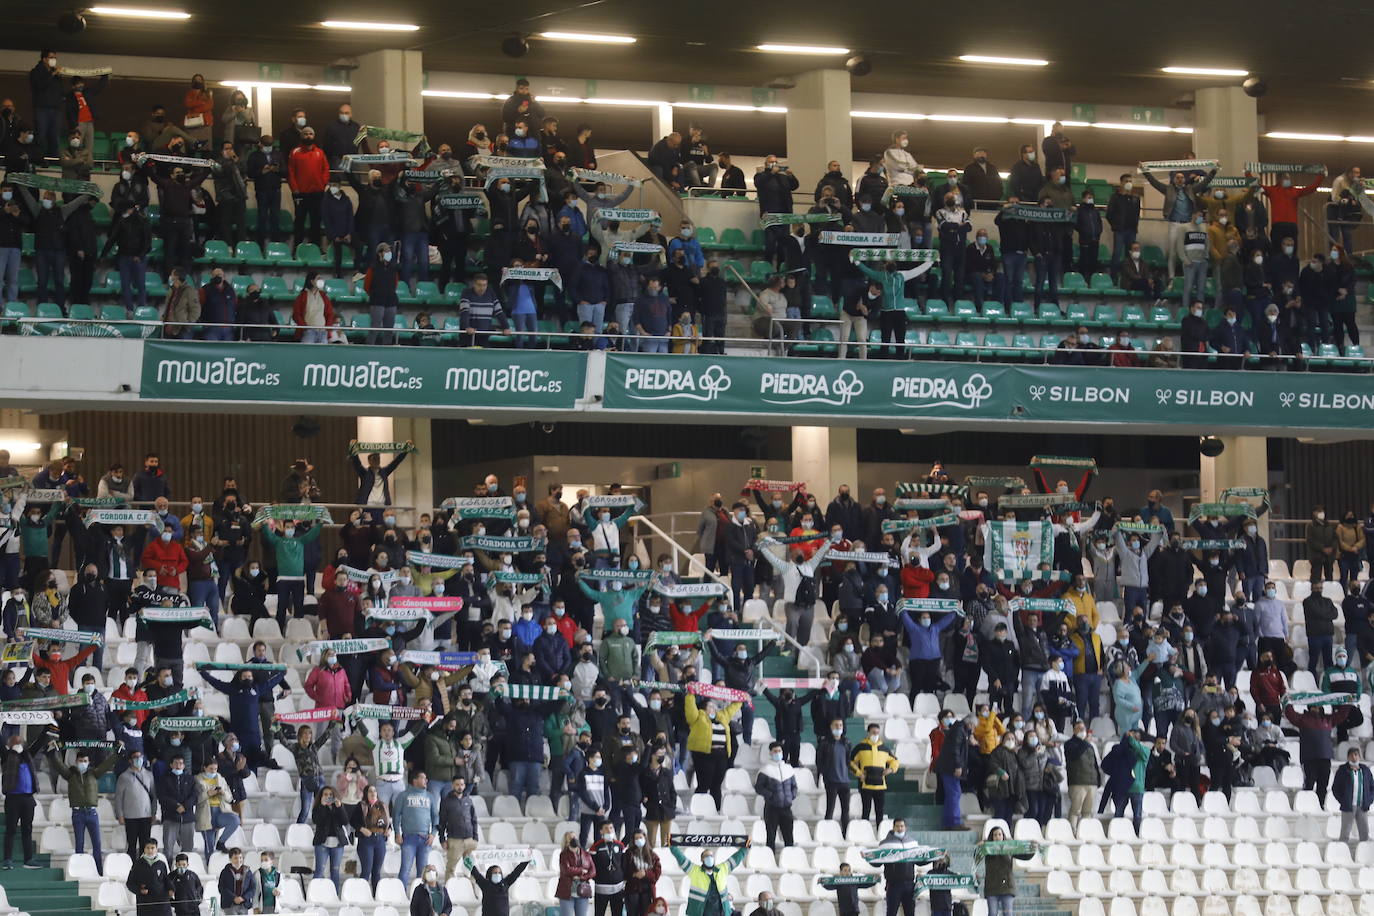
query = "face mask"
(702, 856, 715, 868)
(1130, 251, 1141, 260)
(41, 199, 53, 210)
(860, 203, 872, 212)
(160, 531, 173, 542)
(1265, 589, 1276, 598)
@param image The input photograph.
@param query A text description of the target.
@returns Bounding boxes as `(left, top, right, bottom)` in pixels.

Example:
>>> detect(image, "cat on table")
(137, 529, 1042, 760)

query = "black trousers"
(763, 805, 794, 848)
(124, 816, 152, 855)
(824, 783, 851, 828)
(692, 750, 727, 809)
(879, 310, 908, 358)
(594, 891, 624, 916)
(1303, 758, 1332, 804)
(860, 787, 886, 824)
(3, 793, 35, 863)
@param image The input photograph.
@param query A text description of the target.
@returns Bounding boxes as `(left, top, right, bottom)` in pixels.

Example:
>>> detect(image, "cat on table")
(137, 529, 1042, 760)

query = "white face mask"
(314, 278, 326, 290)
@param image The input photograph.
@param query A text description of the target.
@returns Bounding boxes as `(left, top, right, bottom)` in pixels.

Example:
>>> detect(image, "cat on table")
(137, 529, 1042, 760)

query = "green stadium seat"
(1142, 245, 1166, 269)
(236, 241, 268, 266)
(719, 228, 748, 251)
(954, 300, 981, 323)
(393, 314, 418, 345)
(17, 268, 36, 294)
(347, 313, 371, 342)
(325, 278, 363, 304)
(984, 332, 1016, 358)
(147, 237, 165, 263)
(261, 276, 293, 301)
(721, 259, 747, 281)
(537, 318, 569, 347)
(68, 303, 95, 321)
(294, 243, 328, 267)
(20, 233, 34, 256)
(748, 260, 773, 283)
(398, 281, 429, 306)
(1094, 304, 1121, 326)
(1041, 302, 1070, 326)
(1061, 272, 1088, 292)
(810, 295, 837, 319)
(440, 316, 464, 345)
(903, 298, 924, 322)
(33, 302, 63, 334)
(265, 242, 302, 268)
(746, 229, 766, 252)
(981, 302, 1007, 324)
(196, 240, 236, 266)
(945, 331, 979, 357)
(923, 299, 949, 320)
(92, 202, 112, 228)
(914, 330, 948, 356)
(101, 304, 138, 337)
(230, 276, 252, 297)
(1089, 272, 1115, 291)
(417, 280, 444, 305)
(1011, 333, 1037, 360)
(1148, 304, 1173, 326)
(1066, 302, 1092, 326)
(694, 227, 719, 249)
(443, 282, 466, 301)
(144, 271, 167, 297)
(2, 301, 29, 331)
(1011, 301, 1038, 325)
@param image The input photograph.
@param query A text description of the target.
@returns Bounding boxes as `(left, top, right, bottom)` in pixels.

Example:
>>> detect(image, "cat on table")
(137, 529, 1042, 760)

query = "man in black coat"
(723, 503, 760, 611)
(756, 154, 800, 266)
(814, 160, 854, 210)
(933, 714, 970, 829)
(825, 486, 864, 543)
(127, 838, 172, 916)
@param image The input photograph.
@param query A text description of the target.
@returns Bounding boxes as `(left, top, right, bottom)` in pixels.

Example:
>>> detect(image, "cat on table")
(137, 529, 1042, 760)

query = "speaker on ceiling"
(845, 55, 871, 77)
(1242, 77, 1267, 98)
(1199, 436, 1225, 458)
(57, 11, 86, 33)
(292, 416, 321, 439)
(502, 36, 530, 58)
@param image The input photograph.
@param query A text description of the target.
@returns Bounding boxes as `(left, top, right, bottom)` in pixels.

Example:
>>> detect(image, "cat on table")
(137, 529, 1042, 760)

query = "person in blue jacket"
(666, 219, 705, 271)
(570, 243, 610, 332)
(533, 615, 571, 680)
(200, 667, 286, 770)
(901, 606, 959, 698)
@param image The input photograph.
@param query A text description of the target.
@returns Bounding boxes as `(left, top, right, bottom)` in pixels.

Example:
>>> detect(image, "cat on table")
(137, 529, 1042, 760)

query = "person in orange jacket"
(140, 523, 188, 590)
(287, 126, 330, 248)
(32, 641, 96, 694)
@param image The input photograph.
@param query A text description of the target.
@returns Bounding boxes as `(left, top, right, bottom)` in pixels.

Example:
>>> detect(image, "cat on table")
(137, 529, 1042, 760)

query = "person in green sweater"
(257, 851, 281, 913)
(599, 618, 643, 711)
(53, 745, 124, 875)
(17, 496, 62, 591)
(544, 679, 585, 812)
(576, 568, 649, 633)
(852, 254, 935, 359)
(254, 516, 323, 626)
(669, 837, 751, 916)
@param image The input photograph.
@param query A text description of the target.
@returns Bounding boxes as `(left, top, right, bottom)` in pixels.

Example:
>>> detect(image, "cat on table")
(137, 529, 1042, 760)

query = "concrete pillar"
(253, 87, 273, 143)
(1192, 86, 1258, 174)
(1199, 435, 1270, 540)
(651, 103, 674, 144)
(356, 416, 433, 522)
(791, 426, 858, 505)
(784, 70, 851, 191)
(350, 49, 425, 135)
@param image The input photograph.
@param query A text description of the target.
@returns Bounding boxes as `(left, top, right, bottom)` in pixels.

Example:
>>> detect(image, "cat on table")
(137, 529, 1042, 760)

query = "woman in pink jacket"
(304, 653, 352, 710)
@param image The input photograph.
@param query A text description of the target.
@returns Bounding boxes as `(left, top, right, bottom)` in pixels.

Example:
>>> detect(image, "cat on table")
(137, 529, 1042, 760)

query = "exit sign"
(750, 465, 768, 478)
(1131, 106, 1165, 125)
(689, 84, 715, 102)
(257, 63, 282, 81)
(1071, 103, 1096, 122)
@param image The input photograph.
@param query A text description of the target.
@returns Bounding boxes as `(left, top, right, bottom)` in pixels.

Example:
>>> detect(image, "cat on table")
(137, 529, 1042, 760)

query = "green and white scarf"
(194, 661, 286, 672)
(974, 839, 1040, 862)
(0, 693, 88, 712)
(863, 845, 947, 865)
(610, 241, 663, 254)
(22, 489, 66, 503)
(339, 565, 399, 585)
(820, 875, 880, 889)
(347, 703, 427, 720)
(441, 496, 516, 520)
(86, 508, 158, 526)
(1188, 503, 1256, 521)
(1220, 487, 1268, 501)
(254, 504, 332, 523)
(343, 152, 415, 166)
(496, 684, 567, 701)
(138, 607, 213, 628)
(347, 441, 417, 456)
(142, 153, 210, 168)
(895, 483, 968, 497)
(652, 581, 728, 599)
(459, 535, 545, 552)
(0, 476, 26, 490)
(882, 513, 959, 532)
(7, 172, 101, 200)
(893, 498, 951, 511)
(850, 248, 938, 263)
(1029, 455, 1097, 471)
(148, 716, 221, 736)
(297, 637, 391, 662)
(627, 679, 684, 693)
(1003, 204, 1071, 222)
(898, 598, 962, 613)
(819, 231, 903, 246)
(597, 208, 659, 223)
(985, 520, 1053, 581)
(569, 167, 640, 186)
(75, 496, 127, 507)
(1283, 691, 1356, 707)
(366, 606, 429, 622)
(61, 66, 113, 77)
(1180, 539, 1246, 551)
(585, 495, 643, 509)
(1208, 176, 1258, 189)
(580, 568, 654, 584)
(997, 493, 1079, 509)
(0, 711, 55, 726)
(823, 550, 892, 564)
(1140, 159, 1219, 172)
(436, 193, 487, 210)
(707, 628, 780, 641)
(916, 873, 976, 890)
(758, 212, 842, 228)
(478, 154, 542, 170)
(1115, 521, 1164, 534)
(19, 626, 102, 646)
(966, 476, 1026, 489)
(647, 631, 702, 647)
(1244, 162, 1323, 174)
(111, 690, 193, 711)
(492, 571, 543, 585)
(1008, 598, 1071, 614)
(501, 266, 562, 289)
(406, 550, 472, 569)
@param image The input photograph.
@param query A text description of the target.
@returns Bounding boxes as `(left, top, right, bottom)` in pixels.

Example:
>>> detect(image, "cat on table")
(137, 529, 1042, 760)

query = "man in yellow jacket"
(685, 690, 742, 811)
(849, 722, 899, 826)
(1064, 575, 1098, 629)
(1069, 616, 1106, 723)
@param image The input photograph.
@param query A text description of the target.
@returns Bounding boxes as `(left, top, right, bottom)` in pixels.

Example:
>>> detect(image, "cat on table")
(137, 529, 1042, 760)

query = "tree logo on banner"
(621, 363, 733, 403)
(891, 372, 993, 411)
(760, 368, 865, 407)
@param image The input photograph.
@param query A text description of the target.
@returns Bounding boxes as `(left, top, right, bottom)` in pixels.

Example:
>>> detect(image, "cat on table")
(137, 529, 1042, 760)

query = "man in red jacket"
(288, 126, 330, 248)
(140, 524, 188, 590)
(1260, 167, 1325, 252)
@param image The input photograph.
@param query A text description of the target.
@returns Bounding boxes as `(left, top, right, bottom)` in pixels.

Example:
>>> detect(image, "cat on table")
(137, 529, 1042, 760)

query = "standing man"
(114, 749, 158, 857)
(754, 741, 798, 850)
(126, 839, 171, 916)
(878, 817, 918, 916)
(392, 770, 438, 886)
(0, 730, 47, 868)
(1106, 174, 1141, 281)
(756, 155, 799, 267)
(288, 126, 329, 248)
(1334, 747, 1374, 847)
(54, 747, 122, 875)
(349, 443, 411, 523)
(29, 50, 63, 160)
(156, 753, 197, 865)
(723, 501, 760, 610)
(932, 711, 969, 830)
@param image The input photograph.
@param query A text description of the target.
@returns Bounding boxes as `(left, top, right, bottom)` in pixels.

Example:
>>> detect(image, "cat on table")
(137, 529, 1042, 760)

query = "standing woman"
(351, 783, 391, 892)
(555, 831, 595, 916)
(310, 785, 351, 890)
(684, 691, 742, 810)
(290, 719, 339, 824)
(183, 74, 214, 144)
(979, 825, 1036, 916)
(467, 855, 532, 916)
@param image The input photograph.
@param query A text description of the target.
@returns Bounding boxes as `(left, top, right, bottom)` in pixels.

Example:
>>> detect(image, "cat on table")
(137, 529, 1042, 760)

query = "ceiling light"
(1161, 66, 1248, 77)
(0, 441, 41, 454)
(88, 6, 190, 19)
(958, 54, 1048, 67)
(756, 43, 850, 55)
(1265, 131, 1347, 142)
(927, 114, 1011, 124)
(675, 101, 787, 113)
(421, 90, 504, 100)
(321, 20, 419, 31)
(223, 81, 314, 91)
(538, 31, 635, 44)
(312, 84, 351, 92)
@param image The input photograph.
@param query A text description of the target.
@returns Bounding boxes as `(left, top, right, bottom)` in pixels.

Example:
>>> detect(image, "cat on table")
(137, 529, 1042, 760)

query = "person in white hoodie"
(882, 130, 921, 188)
(758, 536, 834, 647)
(754, 741, 799, 850)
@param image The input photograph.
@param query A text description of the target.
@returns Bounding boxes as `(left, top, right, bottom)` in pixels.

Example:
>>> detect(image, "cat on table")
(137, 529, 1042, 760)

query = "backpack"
(794, 571, 817, 607)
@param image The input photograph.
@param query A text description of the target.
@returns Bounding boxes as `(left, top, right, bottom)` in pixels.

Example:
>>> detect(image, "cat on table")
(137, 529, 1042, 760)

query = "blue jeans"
(970, 272, 1005, 307)
(1122, 586, 1149, 617)
(399, 832, 430, 885)
(510, 760, 541, 802)
(401, 231, 429, 286)
(640, 336, 668, 353)
(513, 311, 537, 348)
(358, 833, 386, 888)
(1181, 258, 1208, 310)
(426, 782, 449, 813)
(939, 774, 963, 827)
(1111, 230, 1138, 278)
(1074, 673, 1102, 723)
(1002, 251, 1027, 305)
(615, 302, 638, 351)
(188, 579, 220, 629)
(367, 305, 398, 345)
(313, 843, 343, 888)
(1019, 669, 1046, 718)
(201, 325, 234, 341)
(988, 895, 1015, 916)
(1033, 253, 1060, 306)
(72, 808, 103, 871)
(35, 249, 66, 307)
(577, 301, 606, 331)
(0, 247, 19, 302)
(202, 808, 239, 857)
(119, 256, 147, 310)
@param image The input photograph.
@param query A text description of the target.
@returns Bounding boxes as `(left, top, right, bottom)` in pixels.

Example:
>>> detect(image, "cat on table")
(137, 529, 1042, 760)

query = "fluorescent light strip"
(958, 54, 1048, 67)
(423, 92, 789, 113)
(321, 20, 419, 31)
(312, 84, 351, 92)
(421, 90, 504, 100)
(850, 111, 1190, 133)
(1161, 66, 1248, 77)
(88, 6, 191, 19)
(539, 31, 635, 44)
(675, 101, 787, 113)
(1265, 131, 1371, 143)
(756, 43, 850, 54)
(224, 81, 314, 91)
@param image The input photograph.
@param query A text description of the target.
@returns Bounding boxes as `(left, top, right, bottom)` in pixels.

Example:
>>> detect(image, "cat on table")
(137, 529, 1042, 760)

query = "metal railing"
(13, 316, 1374, 370)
